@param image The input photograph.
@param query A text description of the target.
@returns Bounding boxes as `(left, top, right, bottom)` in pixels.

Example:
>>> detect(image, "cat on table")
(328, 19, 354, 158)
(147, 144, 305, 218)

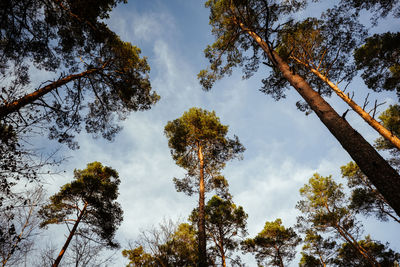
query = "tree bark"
(292, 58, 400, 151)
(197, 144, 207, 267)
(0, 67, 103, 118)
(235, 19, 400, 217)
(52, 202, 88, 267)
(218, 228, 226, 267)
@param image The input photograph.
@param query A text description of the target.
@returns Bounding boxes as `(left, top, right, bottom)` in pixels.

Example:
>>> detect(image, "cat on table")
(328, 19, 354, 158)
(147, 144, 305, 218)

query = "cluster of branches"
(1, 1, 158, 265)
(200, 0, 400, 217)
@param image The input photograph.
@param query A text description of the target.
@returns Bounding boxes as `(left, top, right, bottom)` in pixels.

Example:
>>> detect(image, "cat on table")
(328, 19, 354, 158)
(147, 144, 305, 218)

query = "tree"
(341, 161, 400, 223)
(123, 220, 198, 267)
(39, 162, 123, 267)
(340, 0, 400, 19)
(242, 218, 301, 267)
(275, 10, 400, 151)
(299, 230, 337, 267)
(333, 236, 400, 267)
(190, 195, 248, 267)
(0, 0, 159, 149)
(122, 246, 156, 267)
(164, 107, 244, 266)
(374, 104, 400, 170)
(296, 173, 383, 267)
(200, 0, 400, 217)
(354, 32, 400, 100)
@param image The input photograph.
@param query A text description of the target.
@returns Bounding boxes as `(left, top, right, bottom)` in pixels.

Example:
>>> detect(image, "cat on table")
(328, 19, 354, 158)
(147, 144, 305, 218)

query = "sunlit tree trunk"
(292, 57, 400, 151)
(218, 232, 226, 267)
(53, 202, 88, 267)
(234, 18, 400, 218)
(197, 143, 207, 267)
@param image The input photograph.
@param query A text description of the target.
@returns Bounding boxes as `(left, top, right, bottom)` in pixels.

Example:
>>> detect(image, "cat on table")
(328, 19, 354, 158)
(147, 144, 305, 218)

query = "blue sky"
(37, 1, 400, 266)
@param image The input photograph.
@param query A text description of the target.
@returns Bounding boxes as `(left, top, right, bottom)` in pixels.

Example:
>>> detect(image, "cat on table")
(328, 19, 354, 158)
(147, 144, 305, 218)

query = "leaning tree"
(39, 162, 123, 267)
(199, 0, 400, 216)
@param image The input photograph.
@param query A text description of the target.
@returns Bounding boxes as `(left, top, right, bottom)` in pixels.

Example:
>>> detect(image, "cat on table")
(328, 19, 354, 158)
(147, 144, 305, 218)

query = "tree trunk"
(52, 202, 88, 267)
(236, 20, 400, 217)
(336, 223, 380, 267)
(0, 67, 103, 118)
(218, 231, 226, 267)
(293, 59, 400, 151)
(197, 144, 207, 267)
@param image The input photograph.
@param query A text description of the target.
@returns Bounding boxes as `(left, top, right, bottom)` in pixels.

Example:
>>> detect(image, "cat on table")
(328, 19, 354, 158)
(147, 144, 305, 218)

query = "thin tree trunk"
(218, 228, 226, 267)
(336, 224, 380, 267)
(235, 19, 400, 217)
(292, 58, 400, 151)
(52, 202, 88, 267)
(0, 67, 104, 118)
(197, 144, 207, 267)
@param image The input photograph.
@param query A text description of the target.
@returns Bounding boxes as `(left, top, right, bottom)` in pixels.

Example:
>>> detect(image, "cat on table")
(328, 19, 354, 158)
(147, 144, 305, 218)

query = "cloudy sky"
(37, 1, 400, 266)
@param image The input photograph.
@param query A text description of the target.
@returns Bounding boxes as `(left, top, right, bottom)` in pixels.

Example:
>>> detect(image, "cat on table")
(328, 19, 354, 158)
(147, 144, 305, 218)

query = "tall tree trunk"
(52, 202, 88, 267)
(218, 229, 226, 267)
(292, 57, 400, 151)
(197, 144, 207, 267)
(235, 19, 400, 217)
(0, 67, 103, 118)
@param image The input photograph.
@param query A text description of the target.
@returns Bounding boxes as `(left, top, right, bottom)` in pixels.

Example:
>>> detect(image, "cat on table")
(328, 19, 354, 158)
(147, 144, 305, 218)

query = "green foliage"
(354, 33, 400, 99)
(160, 223, 198, 266)
(375, 105, 400, 150)
(374, 104, 400, 171)
(340, 0, 400, 17)
(299, 230, 337, 267)
(299, 252, 323, 267)
(39, 162, 123, 248)
(123, 222, 198, 267)
(296, 173, 353, 235)
(122, 246, 156, 267)
(190, 195, 248, 265)
(341, 161, 400, 223)
(0, 0, 159, 149)
(242, 218, 301, 266)
(334, 236, 400, 266)
(199, 0, 305, 94)
(164, 107, 244, 196)
(296, 172, 398, 266)
(276, 9, 366, 112)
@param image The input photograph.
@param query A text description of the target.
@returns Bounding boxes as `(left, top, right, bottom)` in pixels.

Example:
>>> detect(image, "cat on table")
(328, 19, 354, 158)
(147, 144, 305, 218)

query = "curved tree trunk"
(0, 67, 104, 118)
(52, 202, 87, 267)
(197, 144, 207, 267)
(235, 19, 400, 217)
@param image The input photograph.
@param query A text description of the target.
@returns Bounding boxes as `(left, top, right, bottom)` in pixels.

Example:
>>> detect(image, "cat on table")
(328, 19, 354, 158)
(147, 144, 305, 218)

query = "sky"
(33, 1, 400, 266)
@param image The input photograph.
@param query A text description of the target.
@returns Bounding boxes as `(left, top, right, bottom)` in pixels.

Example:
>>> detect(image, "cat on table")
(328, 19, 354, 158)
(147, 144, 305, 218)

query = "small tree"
(299, 229, 337, 267)
(242, 219, 301, 267)
(39, 162, 123, 267)
(123, 220, 198, 267)
(164, 107, 244, 266)
(190, 195, 248, 267)
(341, 161, 400, 223)
(297, 173, 382, 267)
